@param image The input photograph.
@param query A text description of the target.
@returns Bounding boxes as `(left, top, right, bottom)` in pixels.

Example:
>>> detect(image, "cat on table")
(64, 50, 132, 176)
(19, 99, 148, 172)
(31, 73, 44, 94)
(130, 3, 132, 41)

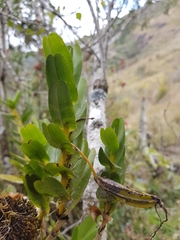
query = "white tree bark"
(83, 78, 107, 240)
(83, 85, 107, 211)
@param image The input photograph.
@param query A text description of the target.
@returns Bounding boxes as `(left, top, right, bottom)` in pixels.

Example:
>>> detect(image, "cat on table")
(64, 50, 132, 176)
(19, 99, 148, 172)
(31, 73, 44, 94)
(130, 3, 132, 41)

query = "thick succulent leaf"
(70, 108, 87, 141)
(46, 54, 77, 103)
(23, 164, 37, 175)
(23, 162, 46, 179)
(46, 55, 59, 88)
(69, 119, 85, 142)
(21, 104, 33, 123)
(72, 131, 83, 149)
(34, 177, 70, 199)
(10, 152, 27, 165)
(54, 54, 77, 102)
(46, 144, 61, 163)
(20, 124, 47, 146)
(31, 116, 40, 129)
(22, 174, 50, 214)
(9, 159, 24, 170)
(6, 90, 20, 109)
(114, 147, 126, 184)
(21, 140, 50, 162)
(111, 118, 125, 159)
(73, 43, 82, 85)
(100, 127, 119, 153)
(29, 160, 47, 178)
(43, 33, 73, 72)
(109, 172, 121, 183)
(68, 139, 89, 192)
(0, 112, 15, 119)
(68, 147, 96, 212)
(98, 147, 121, 170)
(48, 81, 76, 130)
(42, 123, 74, 153)
(71, 215, 97, 240)
(74, 76, 87, 120)
(45, 163, 74, 177)
(0, 174, 23, 184)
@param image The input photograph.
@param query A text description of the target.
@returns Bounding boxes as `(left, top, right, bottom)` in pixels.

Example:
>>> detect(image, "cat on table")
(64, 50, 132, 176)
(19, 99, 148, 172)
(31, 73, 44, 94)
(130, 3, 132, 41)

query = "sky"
(50, 0, 146, 42)
(9, 0, 146, 47)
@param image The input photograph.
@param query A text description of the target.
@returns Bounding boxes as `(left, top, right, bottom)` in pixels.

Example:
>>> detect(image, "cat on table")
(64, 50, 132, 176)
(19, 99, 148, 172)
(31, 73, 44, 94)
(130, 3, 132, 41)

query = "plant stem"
(71, 143, 97, 179)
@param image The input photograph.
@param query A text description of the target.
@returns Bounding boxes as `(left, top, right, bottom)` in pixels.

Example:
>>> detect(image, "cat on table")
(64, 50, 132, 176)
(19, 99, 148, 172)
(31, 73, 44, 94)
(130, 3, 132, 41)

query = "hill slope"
(106, 2, 180, 161)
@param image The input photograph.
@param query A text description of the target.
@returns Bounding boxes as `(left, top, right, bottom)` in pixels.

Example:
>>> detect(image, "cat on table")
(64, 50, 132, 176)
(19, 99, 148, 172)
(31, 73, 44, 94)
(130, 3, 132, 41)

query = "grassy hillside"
(106, 2, 180, 161)
(105, 3, 180, 239)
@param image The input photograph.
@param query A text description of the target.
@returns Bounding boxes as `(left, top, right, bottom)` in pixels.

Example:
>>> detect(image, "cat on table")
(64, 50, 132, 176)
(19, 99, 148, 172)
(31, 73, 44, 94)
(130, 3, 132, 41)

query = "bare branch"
(39, 0, 101, 66)
(62, 217, 84, 235)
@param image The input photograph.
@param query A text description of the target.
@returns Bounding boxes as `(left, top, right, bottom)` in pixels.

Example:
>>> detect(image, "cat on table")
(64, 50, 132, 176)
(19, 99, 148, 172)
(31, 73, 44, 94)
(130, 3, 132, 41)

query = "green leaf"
(22, 174, 50, 215)
(54, 53, 77, 102)
(114, 147, 125, 184)
(46, 55, 58, 88)
(109, 172, 121, 183)
(111, 118, 125, 148)
(48, 81, 76, 130)
(76, 12, 82, 21)
(8, 20, 14, 27)
(46, 54, 77, 102)
(0, 174, 23, 184)
(71, 215, 97, 240)
(21, 140, 50, 162)
(0, 112, 14, 119)
(68, 139, 89, 193)
(46, 144, 61, 163)
(31, 116, 40, 129)
(23, 162, 47, 179)
(21, 104, 33, 123)
(68, 147, 96, 212)
(42, 123, 74, 153)
(98, 147, 121, 170)
(74, 76, 87, 119)
(29, 160, 47, 178)
(9, 152, 27, 165)
(34, 177, 70, 199)
(43, 33, 73, 72)
(73, 43, 83, 85)
(100, 127, 119, 153)
(69, 116, 86, 141)
(23, 164, 37, 175)
(111, 118, 126, 182)
(101, 0, 106, 8)
(20, 124, 47, 146)
(72, 131, 83, 149)
(45, 163, 74, 177)
(6, 90, 20, 109)
(9, 159, 24, 171)
(72, 226, 78, 240)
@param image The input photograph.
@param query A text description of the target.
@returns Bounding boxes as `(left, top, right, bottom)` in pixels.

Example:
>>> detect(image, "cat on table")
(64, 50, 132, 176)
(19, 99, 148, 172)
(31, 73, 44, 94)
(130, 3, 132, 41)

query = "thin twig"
(62, 216, 84, 235)
(39, 0, 101, 65)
